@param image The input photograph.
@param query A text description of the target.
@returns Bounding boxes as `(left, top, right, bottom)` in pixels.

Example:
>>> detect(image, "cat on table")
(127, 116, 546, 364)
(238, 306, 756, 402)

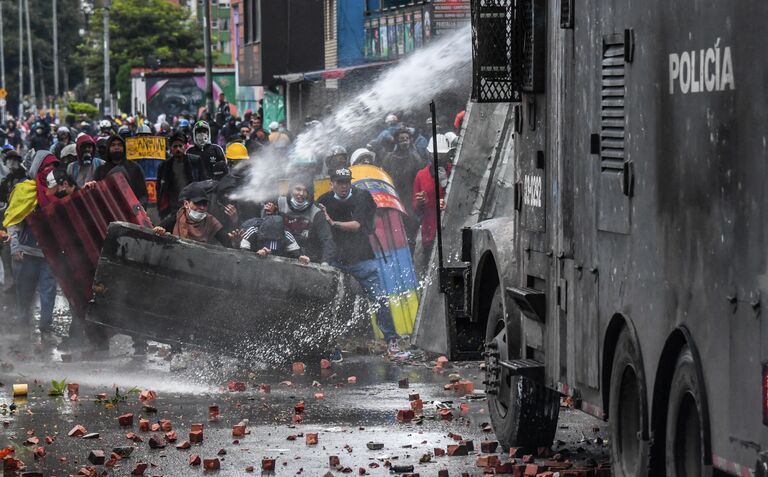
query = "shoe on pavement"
(330, 348, 344, 363)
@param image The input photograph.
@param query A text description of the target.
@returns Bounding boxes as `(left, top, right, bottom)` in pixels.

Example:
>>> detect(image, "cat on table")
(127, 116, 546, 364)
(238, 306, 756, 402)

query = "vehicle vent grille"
(600, 35, 626, 172)
(470, 0, 519, 102)
(519, 0, 545, 93)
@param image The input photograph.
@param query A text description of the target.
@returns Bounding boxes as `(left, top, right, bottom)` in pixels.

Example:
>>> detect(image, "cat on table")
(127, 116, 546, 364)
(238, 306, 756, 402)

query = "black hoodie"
(93, 135, 148, 206)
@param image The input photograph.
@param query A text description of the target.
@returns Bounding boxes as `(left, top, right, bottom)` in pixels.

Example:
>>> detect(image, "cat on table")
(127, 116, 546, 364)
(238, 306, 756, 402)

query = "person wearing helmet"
(370, 113, 401, 155)
(98, 119, 113, 138)
(28, 121, 52, 151)
(187, 120, 226, 178)
(95, 136, 109, 162)
(350, 148, 376, 166)
(59, 144, 78, 167)
(6, 119, 22, 151)
(412, 133, 453, 273)
(380, 127, 426, 251)
(94, 135, 148, 207)
(0, 150, 26, 206)
(324, 145, 348, 174)
(117, 125, 131, 139)
(67, 134, 104, 188)
(136, 124, 152, 136)
(177, 118, 192, 144)
(52, 126, 74, 160)
(156, 132, 206, 219)
(226, 142, 250, 173)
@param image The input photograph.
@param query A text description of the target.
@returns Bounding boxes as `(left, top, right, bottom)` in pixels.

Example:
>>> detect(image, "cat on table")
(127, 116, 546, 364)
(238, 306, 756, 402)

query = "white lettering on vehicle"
(669, 38, 734, 95)
(523, 174, 542, 208)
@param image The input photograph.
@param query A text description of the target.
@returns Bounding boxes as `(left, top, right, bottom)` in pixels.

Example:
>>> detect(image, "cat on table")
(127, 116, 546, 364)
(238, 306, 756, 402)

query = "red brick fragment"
(408, 393, 420, 401)
(460, 440, 474, 452)
(176, 441, 191, 450)
(259, 384, 271, 393)
(67, 383, 79, 397)
(131, 462, 149, 475)
(126, 432, 143, 443)
(294, 401, 305, 413)
(446, 445, 468, 456)
(245, 465, 254, 472)
(410, 399, 423, 411)
(88, 450, 105, 465)
(480, 441, 498, 453)
(305, 433, 318, 445)
(191, 423, 204, 432)
(436, 356, 449, 367)
(164, 431, 177, 442)
(150, 423, 161, 432)
(329, 455, 340, 466)
(495, 462, 515, 474)
(314, 392, 325, 400)
(396, 409, 415, 422)
(438, 408, 453, 420)
(159, 419, 172, 432)
(232, 424, 246, 437)
(292, 362, 306, 374)
(118, 413, 134, 427)
(139, 419, 150, 432)
(139, 390, 156, 402)
(434, 447, 446, 457)
(203, 458, 220, 470)
(189, 431, 203, 443)
(68, 425, 87, 437)
(476, 455, 500, 468)
(189, 454, 201, 466)
(522, 455, 535, 464)
(227, 381, 246, 392)
(262, 458, 276, 471)
(347, 376, 357, 384)
(292, 413, 304, 424)
(208, 405, 220, 419)
(438, 471, 449, 477)
(524, 464, 540, 476)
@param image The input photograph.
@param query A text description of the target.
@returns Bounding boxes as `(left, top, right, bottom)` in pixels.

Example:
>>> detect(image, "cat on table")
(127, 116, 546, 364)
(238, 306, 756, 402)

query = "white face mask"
(194, 132, 209, 146)
(187, 208, 207, 222)
(438, 167, 448, 188)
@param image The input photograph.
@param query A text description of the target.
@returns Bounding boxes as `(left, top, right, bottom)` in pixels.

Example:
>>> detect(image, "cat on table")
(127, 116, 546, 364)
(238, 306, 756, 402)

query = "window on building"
(220, 17, 229, 31)
(244, 0, 260, 43)
(324, 0, 336, 41)
(222, 40, 231, 55)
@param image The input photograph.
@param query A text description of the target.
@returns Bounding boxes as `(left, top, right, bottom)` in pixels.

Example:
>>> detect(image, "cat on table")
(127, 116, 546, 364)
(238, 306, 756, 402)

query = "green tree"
(78, 0, 203, 112)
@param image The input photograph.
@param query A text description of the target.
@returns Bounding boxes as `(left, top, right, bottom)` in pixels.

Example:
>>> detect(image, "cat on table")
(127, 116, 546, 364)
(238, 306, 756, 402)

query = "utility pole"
(103, 0, 111, 116)
(17, 0, 23, 120)
(53, 0, 59, 111)
(24, 0, 35, 114)
(202, 0, 215, 114)
(0, 1, 6, 123)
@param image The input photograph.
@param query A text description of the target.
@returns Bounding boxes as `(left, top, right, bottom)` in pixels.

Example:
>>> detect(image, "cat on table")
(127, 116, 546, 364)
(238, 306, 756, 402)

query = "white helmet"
(99, 119, 111, 130)
(385, 113, 398, 125)
(426, 134, 451, 154)
(444, 132, 459, 149)
(350, 148, 376, 165)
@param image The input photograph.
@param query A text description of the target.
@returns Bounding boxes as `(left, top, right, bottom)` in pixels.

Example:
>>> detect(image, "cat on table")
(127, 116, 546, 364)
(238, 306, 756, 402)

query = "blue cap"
(179, 119, 190, 128)
(1, 144, 13, 151)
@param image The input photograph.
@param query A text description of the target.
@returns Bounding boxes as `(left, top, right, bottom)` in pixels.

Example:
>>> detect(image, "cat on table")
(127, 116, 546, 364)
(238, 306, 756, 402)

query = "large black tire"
(665, 346, 712, 477)
(485, 286, 560, 449)
(609, 329, 648, 477)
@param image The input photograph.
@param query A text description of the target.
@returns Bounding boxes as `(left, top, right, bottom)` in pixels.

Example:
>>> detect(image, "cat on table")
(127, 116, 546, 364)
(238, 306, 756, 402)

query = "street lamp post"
(202, 0, 215, 114)
(103, 0, 111, 116)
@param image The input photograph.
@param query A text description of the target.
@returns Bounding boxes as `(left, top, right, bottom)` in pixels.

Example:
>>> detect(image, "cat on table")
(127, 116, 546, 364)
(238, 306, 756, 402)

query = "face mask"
(333, 190, 352, 201)
(194, 132, 209, 146)
(187, 208, 207, 222)
(438, 167, 448, 188)
(397, 140, 411, 149)
(54, 190, 68, 199)
(290, 196, 310, 211)
(82, 153, 92, 165)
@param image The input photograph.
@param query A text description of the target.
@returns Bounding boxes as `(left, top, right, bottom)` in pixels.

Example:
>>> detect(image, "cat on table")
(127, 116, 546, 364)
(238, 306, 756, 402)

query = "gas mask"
(81, 153, 92, 165)
(397, 139, 411, 150)
(187, 208, 208, 222)
(194, 131, 209, 147)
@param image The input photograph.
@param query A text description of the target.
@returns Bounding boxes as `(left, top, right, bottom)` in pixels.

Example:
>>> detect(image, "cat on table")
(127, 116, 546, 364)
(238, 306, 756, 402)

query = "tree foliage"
(78, 0, 203, 112)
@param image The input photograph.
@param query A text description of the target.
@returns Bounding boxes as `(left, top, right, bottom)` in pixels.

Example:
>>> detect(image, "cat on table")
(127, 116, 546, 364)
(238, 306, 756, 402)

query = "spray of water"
(231, 25, 472, 204)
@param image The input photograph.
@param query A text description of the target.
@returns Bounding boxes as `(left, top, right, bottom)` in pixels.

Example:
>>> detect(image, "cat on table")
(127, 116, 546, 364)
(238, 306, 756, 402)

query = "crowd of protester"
(0, 95, 464, 358)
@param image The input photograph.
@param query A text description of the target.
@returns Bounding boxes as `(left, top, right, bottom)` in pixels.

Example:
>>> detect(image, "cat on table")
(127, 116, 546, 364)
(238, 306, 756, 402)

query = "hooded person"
(67, 135, 104, 188)
(153, 181, 234, 246)
(186, 120, 226, 179)
(157, 132, 206, 219)
(3, 150, 64, 343)
(0, 150, 26, 206)
(93, 135, 148, 207)
(28, 121, 52, 151)
(5, 119, 22, 150)
(277, 176, 335, 263)
(59, 143, 78, 167)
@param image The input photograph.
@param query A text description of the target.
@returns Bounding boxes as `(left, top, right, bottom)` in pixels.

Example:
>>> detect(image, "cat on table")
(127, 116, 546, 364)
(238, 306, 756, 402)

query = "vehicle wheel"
(665, 346, 711, 477)
(485, 286, 559, 449)
(609, 329, 648, 477)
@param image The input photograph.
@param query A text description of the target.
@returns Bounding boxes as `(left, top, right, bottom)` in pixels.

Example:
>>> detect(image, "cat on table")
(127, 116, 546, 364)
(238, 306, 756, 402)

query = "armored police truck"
(438, 0, 768, 475)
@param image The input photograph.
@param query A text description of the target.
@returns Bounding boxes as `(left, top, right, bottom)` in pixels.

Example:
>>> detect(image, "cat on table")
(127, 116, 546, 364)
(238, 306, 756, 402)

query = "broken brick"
(126, 433, 143, 443)
(347, 376, 357, 384)
(398, 378, 409, 388)
(438, 408, 453, 420)
(67, 383, 79, 397)
(68, 425, 87, 437)
(438, 471, 449, 477)
(454, 381, 475, 395)
(481, 441, 499, 453)
(436, 356, 449, 367)
(292, 362, 306, 374)
(164, 431, 177, 443)
(305, 433, 318, 445)
(139, 390, 157, 402)
(476, 455, 500, 468)
(259, 384, 271, 393)
(408, 393, 420, 401)
(189, 431, 203, 443)
(320, 359, 332, 369)
(245, 466, 254, 472)
(294, 401, 306, 413)
(118, 413, 134, 427)
(410, 399, 423, 411)
(23, 436, 39, 446)
(131, 462, 149, 475)
(88, 450, 105, 465)
(227, 381, 246, 392)
(329, 456, 340, 466)
(460, 440, 474, 452)
(148, 436, 166, 449)
(292, 414, 304, 424)
(189, 454, 201, 466)
(159, 419, 172, 432)
(150, 423, 161, 432)
(262, 458, 276, 471)
(314, 393, 325, 400)
(396, 409, 415, 422)
(447, 445, 468, 456)
(524, 464, 540, 476)
(495, 462, 515, 474)
(176, 441, 191, 450)
(139, 419, 150, 432)
(509, 447, 525, 458)
(434, 448, 446, 457)
(208, 405, 220, 419)
(203, 458, 220, 470)
(191, 423, 204, 432)
(522, 455, 535, 464)
(232, 424, 246, 437)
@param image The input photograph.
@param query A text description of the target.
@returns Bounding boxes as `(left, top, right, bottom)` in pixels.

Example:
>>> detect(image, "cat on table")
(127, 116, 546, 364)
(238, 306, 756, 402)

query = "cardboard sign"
(126, 136, 167, 161)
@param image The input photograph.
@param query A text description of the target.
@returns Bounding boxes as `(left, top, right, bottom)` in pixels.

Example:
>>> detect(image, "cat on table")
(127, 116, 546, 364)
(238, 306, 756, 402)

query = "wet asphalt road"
(0, 330, 609, 477)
